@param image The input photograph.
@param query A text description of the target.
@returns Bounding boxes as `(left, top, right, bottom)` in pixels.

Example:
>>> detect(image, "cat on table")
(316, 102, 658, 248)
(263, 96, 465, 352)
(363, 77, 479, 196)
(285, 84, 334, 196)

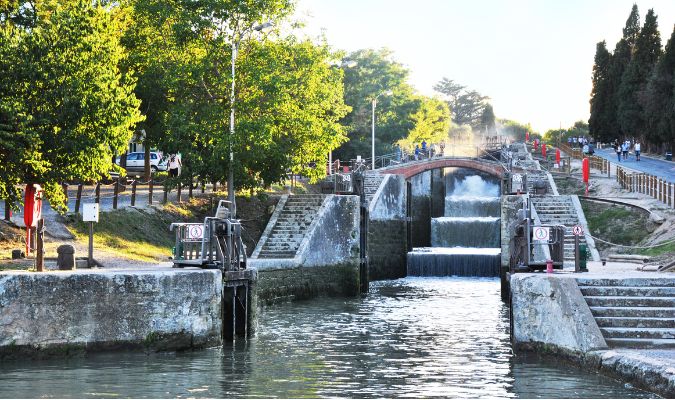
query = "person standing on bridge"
(421, 140, 427, 158)
(414, 144, 420, 160)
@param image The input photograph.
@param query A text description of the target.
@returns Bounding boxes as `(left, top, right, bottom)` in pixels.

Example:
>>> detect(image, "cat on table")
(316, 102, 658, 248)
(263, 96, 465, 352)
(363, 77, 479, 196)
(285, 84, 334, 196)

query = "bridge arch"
(377, 157, 506, 180)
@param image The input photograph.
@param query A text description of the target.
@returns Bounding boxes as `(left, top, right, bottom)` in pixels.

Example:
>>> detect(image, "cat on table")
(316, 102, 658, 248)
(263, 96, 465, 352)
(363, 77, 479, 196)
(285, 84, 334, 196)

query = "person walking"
(622, 141, 629, 161)
(616, 143, 622, 162)
(634, 141, 641, 162)
(414, 144, 420, 161)
(168, 153, 182, 177)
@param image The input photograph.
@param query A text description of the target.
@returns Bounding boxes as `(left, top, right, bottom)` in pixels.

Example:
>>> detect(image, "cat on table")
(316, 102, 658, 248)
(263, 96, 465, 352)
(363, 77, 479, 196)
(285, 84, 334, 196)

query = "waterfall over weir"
(408, 173, 501, 277)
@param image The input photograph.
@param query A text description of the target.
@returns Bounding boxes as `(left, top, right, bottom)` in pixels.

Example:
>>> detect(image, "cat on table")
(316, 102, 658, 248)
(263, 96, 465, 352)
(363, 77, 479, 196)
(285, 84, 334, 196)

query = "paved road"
(594, 148, 675, 183)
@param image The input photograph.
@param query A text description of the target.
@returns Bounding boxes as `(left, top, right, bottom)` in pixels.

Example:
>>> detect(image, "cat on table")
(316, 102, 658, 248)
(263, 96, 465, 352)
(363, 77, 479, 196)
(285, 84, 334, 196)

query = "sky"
(293, 0, 675, 133)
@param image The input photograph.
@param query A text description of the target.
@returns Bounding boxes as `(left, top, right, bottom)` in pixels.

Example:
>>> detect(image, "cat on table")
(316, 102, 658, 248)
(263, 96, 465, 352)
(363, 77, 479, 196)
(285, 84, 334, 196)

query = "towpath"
(594, 148, 675, 183)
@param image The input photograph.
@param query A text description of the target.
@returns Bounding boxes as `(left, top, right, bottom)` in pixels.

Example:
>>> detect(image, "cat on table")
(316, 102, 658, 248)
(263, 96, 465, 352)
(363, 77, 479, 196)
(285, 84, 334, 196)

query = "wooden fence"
(556, 143, 611, 176)
(617, 165, 675, 208)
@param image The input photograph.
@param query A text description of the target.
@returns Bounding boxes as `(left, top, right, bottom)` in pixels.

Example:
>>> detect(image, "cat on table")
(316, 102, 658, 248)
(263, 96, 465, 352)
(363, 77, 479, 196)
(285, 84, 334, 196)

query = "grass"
(66, 198, 214, 262)
(637, 240, 675, 257)
(581, 200, 651, 252)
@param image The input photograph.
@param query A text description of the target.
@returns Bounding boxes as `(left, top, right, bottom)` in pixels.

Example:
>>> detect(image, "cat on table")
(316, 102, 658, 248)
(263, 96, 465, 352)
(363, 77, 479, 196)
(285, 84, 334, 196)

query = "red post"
(525, 131, 529, 142)
(555, 148, 561, 168)
(542, 143, 547, 158)
(582, 158, 590, 195)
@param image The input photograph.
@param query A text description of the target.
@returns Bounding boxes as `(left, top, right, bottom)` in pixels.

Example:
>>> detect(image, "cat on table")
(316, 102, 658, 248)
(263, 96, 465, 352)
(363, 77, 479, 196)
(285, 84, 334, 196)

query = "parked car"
(115, 152, 168, 173)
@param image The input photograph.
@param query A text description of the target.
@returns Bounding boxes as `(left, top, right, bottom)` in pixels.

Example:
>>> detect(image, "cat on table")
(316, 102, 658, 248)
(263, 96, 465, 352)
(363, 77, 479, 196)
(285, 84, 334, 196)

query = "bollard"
(57, 244, 76, 270)
(75, 184, 83, 214)
(113, 177, 119, 209)
(148, 179, 154, 205)
(546, 259, 553, 274)
(4, 200, 10, 221)
(95, 183, 101, 204)
(131, 180, 137, 207)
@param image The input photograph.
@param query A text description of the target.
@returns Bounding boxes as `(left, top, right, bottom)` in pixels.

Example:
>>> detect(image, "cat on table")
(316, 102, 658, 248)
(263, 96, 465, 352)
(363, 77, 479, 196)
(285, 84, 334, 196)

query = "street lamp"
(228, 21, 272, 218)
(371, 90, 393, 170)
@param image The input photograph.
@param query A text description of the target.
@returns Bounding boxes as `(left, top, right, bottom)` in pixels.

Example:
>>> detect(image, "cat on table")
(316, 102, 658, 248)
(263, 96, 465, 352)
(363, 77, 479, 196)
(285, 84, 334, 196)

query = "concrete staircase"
(363, 172, 386, 204)
(255, 195, 327, 259)
(525, 170, 554, 194)
(530, 195, 587, 264)
(578, 278, 675, 348)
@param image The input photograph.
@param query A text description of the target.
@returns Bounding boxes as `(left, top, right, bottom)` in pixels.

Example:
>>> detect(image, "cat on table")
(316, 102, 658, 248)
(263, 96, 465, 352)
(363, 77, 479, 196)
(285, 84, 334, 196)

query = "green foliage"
(0, 0, 143, 211)
(617, 8, 661, 140)
(480, 104, 496, 131)
(640, 25, 675, 147)
(334, 48, 420, 161)
(589, 41, 613, 142)
(498, 119, 536, 142)
(397, 96, 450, 151)
(434, 78, 490, 128)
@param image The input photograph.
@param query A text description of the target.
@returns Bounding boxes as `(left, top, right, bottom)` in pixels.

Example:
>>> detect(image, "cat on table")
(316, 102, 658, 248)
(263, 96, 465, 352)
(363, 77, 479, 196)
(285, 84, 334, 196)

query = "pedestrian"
(414, 144, 420, 161)
(421, 140, 427, 157)
(635, 141, 641, 162)
(622, 141, 629, 161)
(169, 153, 181, 177)
(439, 142, 445, 156)
(616, 144, 622, 162)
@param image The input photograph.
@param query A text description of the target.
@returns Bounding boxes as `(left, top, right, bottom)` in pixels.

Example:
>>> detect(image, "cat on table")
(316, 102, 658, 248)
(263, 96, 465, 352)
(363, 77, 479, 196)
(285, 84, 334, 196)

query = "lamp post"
(371, 90, 393, 170)
(228, 21, 272, 218)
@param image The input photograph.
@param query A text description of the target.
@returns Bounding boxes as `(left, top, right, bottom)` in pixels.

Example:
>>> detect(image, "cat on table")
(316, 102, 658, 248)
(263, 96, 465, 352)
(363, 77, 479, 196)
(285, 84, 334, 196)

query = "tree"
(498, 119, 536, 142)
(623, 4, 641, 51)
(589, 41, 613, 142)
(434, 78, 489, 128)
(396, 97, 450, 151)
(641, 25, 675, 148)
(480, 103, 496, 132)
(617, 8, 661, 141)
(606, 39, 631, 140)
(0, 0, 142, 210)
(334, 48, 419, 161)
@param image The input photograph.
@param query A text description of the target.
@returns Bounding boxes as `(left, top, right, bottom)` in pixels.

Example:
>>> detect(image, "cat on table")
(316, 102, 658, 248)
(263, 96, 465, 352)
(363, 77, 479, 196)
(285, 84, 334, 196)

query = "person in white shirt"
(635, 142, 641, 162)
(169, 153, 182, 177)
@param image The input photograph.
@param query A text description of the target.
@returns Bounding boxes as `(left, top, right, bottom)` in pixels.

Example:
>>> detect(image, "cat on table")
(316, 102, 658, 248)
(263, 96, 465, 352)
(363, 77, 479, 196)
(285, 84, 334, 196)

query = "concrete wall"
(431, 169, 445, 217)
(510, 274, 607, 353)
(253, 195, 361, 304)
(368, 174, 407, 280)
(0, 269, 222, 357)
(411, 171, 432, 248)
(501, 195, 525, 269)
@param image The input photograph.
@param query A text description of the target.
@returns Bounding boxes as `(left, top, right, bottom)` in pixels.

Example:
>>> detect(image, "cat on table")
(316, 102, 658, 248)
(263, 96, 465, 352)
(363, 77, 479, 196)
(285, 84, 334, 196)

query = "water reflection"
(0, 278, 657, 398)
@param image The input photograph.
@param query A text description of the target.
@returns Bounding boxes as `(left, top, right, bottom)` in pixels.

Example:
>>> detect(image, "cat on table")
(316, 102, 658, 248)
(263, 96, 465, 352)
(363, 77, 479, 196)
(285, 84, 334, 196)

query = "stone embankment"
(0, 267, 222, 358)
(511, 265, 675, 398)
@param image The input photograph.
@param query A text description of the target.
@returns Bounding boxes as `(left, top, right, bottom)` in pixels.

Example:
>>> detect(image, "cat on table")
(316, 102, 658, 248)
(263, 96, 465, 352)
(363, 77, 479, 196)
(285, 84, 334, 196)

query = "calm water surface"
(0, 278, 657, 398)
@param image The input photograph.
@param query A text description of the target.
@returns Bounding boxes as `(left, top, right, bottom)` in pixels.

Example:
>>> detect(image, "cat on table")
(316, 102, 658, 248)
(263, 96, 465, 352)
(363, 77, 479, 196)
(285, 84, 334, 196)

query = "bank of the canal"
(0, 277, 657, 398)
(511, 261, 675, 398)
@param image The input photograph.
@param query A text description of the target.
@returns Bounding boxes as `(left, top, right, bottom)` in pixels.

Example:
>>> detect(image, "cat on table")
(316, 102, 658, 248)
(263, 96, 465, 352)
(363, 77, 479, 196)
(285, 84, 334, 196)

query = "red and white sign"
(533, 226, 550, 242)
(188, 225, 204, 240)
(573, 225, 584, 236)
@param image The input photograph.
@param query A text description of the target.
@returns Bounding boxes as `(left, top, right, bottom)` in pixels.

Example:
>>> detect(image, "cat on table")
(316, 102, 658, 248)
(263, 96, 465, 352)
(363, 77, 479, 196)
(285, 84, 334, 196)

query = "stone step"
(257, 251, 297, 259)
(580, 286, 675, 297)
(605, 338, 675, 349)
(590, 306, 675, 318)
(585, 296, 675, 308)
(577, 278, 675, 287)
(595, 317, 675, 328)
(600, 327, 675, 339)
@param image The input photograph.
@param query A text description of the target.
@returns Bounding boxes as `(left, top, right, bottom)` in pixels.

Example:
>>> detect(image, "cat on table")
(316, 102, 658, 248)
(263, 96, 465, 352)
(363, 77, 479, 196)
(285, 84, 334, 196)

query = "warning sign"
(188, 225, 204, 240)
(533, 226, 550, 242)
(573, 225, 584, 236)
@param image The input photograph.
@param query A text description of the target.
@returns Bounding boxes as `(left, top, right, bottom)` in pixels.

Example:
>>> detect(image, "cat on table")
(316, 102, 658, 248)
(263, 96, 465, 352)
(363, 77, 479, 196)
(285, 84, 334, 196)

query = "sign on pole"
(533, 226, 550, 242)
(573, 225, 584, 236)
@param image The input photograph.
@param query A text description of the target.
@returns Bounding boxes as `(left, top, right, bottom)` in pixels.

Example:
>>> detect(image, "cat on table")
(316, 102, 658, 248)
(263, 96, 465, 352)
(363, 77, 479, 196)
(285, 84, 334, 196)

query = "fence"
(617, 165, 675, 209)
(3, 177, 212, 219)
(555, 143, 611, 176)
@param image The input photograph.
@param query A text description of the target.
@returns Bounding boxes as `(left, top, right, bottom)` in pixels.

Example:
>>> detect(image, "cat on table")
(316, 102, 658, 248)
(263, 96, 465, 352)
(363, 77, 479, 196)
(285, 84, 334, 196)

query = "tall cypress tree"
(623, 4, 641, 52)
(589, 41, 613, 142)
(641, 26, 675, 149)
(606, 39, 631, 140)
(617, 8, 662, 141)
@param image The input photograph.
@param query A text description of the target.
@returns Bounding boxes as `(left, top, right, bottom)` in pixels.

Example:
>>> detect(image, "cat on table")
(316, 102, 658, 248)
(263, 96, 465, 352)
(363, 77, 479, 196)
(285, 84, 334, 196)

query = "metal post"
(88, 221, 94, 268)
(177, 181, 182, 203)
(95, 183, 100, 204)
(148, 178, 154, 205)
(4, 200, 10, 221)
(228, 38, 238, 218)
(36, 218, 44, 272)
(371, 98, 376, 170)
(574, 234, 580, 273)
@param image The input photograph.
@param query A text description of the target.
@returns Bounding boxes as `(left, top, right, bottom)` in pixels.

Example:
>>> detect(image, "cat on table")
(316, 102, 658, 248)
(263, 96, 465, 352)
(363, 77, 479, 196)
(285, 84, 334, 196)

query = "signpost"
(82, 203, 99, 268)
(533, 226, 550, 243)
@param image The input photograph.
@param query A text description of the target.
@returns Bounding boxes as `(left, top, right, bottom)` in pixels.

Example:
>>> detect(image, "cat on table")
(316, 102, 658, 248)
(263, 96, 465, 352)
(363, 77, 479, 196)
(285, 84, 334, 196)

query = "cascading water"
(408, 174, 502, 277)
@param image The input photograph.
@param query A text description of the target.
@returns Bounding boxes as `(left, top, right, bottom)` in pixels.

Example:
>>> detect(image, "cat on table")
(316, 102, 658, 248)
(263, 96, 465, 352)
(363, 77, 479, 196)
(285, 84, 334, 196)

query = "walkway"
(595, 148, 675, 183)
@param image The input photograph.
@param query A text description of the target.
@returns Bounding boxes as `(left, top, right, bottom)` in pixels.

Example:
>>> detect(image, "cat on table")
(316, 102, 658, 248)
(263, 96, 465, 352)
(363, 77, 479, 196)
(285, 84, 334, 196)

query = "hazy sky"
(294, 0, 675, 133)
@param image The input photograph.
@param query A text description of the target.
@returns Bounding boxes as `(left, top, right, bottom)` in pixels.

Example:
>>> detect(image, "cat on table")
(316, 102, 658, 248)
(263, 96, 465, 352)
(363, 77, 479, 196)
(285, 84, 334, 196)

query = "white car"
(115, 152, 168, 173)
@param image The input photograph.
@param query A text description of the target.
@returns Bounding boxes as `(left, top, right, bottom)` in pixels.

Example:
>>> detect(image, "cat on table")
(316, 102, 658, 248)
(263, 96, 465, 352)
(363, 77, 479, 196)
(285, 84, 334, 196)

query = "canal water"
(0, 278, 656, 398)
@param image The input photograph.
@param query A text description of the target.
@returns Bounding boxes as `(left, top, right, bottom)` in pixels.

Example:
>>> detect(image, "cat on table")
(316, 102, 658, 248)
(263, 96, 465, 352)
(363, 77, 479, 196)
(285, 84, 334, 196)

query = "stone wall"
(500, 194, 525, 269)
(0, 269, 222, 357)
(367, 174, 407, 280)
(411, 171, 431, 248)
(510, 274, 607, 353)
(252, 195, 361, 304)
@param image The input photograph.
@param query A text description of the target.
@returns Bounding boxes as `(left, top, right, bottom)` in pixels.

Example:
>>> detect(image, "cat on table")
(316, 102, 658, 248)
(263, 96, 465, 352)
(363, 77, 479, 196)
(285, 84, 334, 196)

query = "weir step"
(579, 286, 675, 297)
(600, 327, 675, 340)
(584, 296, 675, 308)
(589, 306, 675, 318)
